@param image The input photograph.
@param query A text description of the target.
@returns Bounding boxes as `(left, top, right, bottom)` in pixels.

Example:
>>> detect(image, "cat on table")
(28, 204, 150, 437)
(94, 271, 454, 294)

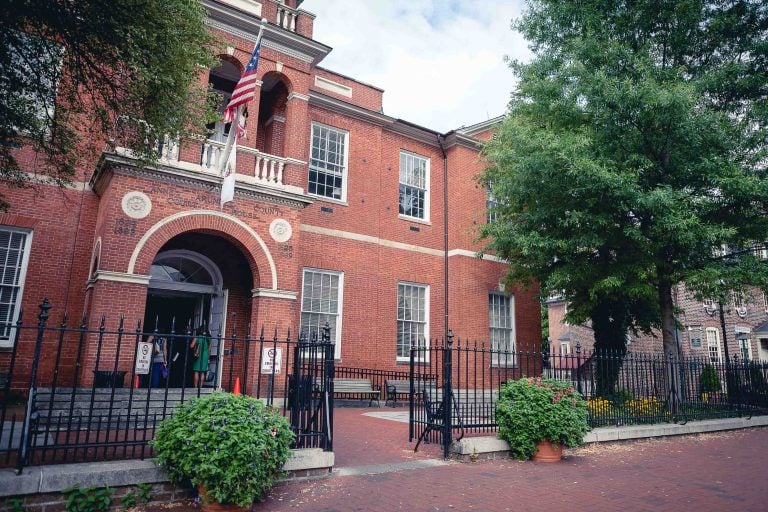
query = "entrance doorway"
(144, 249, 226, 388)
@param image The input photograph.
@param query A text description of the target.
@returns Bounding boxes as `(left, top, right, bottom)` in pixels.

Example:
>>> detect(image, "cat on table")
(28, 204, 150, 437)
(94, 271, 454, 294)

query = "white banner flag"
(220, 137, 237, 207)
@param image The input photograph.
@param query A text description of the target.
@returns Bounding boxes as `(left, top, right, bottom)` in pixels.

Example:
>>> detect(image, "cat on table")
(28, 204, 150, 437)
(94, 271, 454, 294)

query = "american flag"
(223, 39, 262, 123)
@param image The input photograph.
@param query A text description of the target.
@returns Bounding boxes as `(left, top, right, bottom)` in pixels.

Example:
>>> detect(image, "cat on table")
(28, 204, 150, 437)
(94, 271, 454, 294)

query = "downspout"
(438, 134, 448, 338)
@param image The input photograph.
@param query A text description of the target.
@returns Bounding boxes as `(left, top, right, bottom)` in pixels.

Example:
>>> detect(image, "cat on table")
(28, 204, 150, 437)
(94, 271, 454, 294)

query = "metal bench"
(414, 389, 464, 452)
(385, 379, 433, 407)
(333, 378, 380, 407)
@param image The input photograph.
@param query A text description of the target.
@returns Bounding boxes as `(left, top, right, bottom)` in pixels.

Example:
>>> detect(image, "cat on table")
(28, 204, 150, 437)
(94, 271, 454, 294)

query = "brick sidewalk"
(256, 409, 768, 512)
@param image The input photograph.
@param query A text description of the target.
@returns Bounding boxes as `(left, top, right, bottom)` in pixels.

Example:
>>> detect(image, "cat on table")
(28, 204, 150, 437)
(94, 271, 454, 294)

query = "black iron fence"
(410, 333, 768, 457)
(0, 300, 334, 473)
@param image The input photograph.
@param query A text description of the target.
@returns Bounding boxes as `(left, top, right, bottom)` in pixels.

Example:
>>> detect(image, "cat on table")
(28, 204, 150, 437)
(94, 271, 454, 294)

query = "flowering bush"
(587, 397, 614, 418)
(152, 392, 294, 508)
(624, 397, 665, 417)
(496, 377, 590, 460)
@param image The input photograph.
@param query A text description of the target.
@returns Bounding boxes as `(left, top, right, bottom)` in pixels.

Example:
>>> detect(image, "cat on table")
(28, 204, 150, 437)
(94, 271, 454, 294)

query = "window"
(706, 328, 721, 364)
(738, 335, 752, 362)
(732, 291, 746, 315)
(489, 293, 515, 366)
(559, 342, 571, 356)
(764, 291, 768, 313)
(309, 123, 348, 201)
(703, 298, 715, 309)
(399, 151, 429, 220)
(752, 243, 768, 260)
(688, 326, 703, 349)
(0, 227, 32, 346)
(397, 283, 428, 361)
(300, 269, 343, 358)
(486, 186, 500, 224)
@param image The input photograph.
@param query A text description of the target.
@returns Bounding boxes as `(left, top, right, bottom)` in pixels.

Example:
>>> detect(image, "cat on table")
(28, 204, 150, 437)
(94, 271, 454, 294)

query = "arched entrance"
(142, 231, 256, 388)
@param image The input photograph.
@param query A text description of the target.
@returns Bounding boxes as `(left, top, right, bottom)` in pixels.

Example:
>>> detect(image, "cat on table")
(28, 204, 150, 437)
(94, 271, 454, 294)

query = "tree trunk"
(658, 277, 682, 414)
(590, 299, 629, 397)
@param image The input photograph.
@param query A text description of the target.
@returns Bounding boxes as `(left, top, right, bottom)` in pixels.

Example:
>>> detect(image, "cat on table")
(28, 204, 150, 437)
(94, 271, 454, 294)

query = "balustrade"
(277, 5, 298, 32)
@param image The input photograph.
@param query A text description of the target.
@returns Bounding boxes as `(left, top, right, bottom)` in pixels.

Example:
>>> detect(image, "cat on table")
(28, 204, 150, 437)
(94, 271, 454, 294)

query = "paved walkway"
(255, 408, 768, 512)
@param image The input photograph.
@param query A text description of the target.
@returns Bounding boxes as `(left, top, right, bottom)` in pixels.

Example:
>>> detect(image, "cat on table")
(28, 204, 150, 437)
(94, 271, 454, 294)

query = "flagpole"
(216, 19, 267, 181)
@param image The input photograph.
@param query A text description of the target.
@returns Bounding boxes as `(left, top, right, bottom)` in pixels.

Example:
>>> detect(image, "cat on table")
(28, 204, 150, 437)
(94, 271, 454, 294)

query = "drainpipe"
(437, 135, 448, 338)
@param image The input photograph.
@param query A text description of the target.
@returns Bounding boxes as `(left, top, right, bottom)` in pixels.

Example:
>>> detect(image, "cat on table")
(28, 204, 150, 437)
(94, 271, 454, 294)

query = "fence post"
(322, 322, 334, 451)
(442, 330, 454, 458)
(16, 299, 51, 474)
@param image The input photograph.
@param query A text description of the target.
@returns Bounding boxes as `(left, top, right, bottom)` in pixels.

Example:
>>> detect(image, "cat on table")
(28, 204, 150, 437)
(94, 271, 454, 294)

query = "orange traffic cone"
(233, 377, 241, 395)
(134, 375, 140, 389)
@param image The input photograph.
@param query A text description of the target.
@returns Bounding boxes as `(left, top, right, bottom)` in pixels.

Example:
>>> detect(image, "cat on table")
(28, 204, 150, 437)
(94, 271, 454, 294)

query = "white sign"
(260, 347, 282, 375)
(135, 341, 153, 375)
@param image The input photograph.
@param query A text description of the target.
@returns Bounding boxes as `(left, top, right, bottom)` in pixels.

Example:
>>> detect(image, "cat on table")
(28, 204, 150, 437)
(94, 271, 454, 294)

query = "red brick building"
(548, 284, 768, 363)
(1, 0, 539, 387)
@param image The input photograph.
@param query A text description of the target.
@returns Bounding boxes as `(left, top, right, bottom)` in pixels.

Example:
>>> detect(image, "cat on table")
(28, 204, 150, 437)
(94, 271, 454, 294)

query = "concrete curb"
(451, 415, 768, 460)
(0, 448, 334, 498)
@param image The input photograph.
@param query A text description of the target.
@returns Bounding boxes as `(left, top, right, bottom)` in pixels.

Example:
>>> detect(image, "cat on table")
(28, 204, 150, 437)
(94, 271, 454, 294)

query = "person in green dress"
(190, 327, 211, 388)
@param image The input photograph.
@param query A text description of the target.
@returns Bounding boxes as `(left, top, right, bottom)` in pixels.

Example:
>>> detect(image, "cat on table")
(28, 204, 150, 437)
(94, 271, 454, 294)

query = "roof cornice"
(308, 91, 441, 147)
(203, 0, 331, 66)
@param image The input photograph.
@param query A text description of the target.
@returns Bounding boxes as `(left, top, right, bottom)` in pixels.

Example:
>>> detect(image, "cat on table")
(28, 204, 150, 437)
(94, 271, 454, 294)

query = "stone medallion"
(269, 218, 293, 243)
(121, 191, 152, 219)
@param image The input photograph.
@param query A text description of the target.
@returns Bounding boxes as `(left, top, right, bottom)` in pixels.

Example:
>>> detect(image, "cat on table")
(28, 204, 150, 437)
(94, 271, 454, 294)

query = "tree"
(482, 0, 768, 385)
(0, 0, 218, 210)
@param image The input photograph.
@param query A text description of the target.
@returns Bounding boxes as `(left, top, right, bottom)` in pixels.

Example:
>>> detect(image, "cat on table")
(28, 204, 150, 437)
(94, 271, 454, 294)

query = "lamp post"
(716, 295, 734, 400)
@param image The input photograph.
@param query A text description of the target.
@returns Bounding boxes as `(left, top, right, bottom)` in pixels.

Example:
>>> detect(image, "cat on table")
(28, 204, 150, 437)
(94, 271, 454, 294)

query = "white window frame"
(299, 268, 344, 359)
(688, 325, 703, 349)
(706, 327, 722, 364)
(398, 150, 430, 221)
(0, 227, 33, 348)
(397, 282, 429, 362)
(308, 122, 349, 202)
(559, 342, 571, 356)
(489, 292, 516, 366)
(732, 291, 747, 317)
(486, 186, 500, 224)
(736, 328, 752, 361)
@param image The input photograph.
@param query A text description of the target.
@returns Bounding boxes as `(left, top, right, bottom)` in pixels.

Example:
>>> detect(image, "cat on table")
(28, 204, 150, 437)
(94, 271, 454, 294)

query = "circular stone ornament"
(121, 191, 152, 219)
(269, 218, 293, 243)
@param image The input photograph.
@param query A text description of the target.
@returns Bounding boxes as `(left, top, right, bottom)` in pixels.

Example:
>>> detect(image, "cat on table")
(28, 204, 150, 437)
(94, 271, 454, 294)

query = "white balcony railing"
(277, 5, 298, 32)
(201, 140, 287, 188)
(156, 135, 180, 163)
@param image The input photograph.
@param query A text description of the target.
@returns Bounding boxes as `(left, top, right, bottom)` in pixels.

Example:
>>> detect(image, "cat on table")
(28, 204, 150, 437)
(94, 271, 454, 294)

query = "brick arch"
(259, 70, 293, 94)
(127, 210, 278, 290)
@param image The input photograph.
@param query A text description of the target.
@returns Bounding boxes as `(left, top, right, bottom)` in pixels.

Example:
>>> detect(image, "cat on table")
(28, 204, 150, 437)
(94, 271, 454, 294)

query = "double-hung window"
(309, 123, 347, 201)
(706, 328, 722, 364)
(300, 269, 343, 359)
(489, 293, 515, 366)
(397, 283, 428, 361)
(399, 151, 429, 220)
(486, 186, 500, 224)
(0, 227, 33, 347)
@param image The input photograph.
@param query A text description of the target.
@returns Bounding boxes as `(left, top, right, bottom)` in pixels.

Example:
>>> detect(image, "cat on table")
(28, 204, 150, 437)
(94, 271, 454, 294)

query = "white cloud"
(300, 0, 532, 132)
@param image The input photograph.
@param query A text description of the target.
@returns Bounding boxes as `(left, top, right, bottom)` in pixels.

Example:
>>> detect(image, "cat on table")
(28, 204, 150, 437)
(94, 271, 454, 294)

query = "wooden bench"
(333, 378, 380, 407)
(33, 387, 214, 431)
(385, 379, 434, 407)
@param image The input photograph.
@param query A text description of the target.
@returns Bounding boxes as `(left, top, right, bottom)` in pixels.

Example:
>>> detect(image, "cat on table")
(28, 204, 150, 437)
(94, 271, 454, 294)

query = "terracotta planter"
(531, 440, 563, 462)
(197, 484, 248, 512)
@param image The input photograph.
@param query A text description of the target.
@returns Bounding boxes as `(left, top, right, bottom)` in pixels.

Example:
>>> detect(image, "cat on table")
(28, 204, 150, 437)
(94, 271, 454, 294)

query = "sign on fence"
(135, 342, 153, 375)
(260, 347, 282, 374)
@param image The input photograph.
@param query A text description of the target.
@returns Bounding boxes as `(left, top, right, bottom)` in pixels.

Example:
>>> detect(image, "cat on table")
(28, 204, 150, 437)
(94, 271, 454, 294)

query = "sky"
(300, 0, 533, 133)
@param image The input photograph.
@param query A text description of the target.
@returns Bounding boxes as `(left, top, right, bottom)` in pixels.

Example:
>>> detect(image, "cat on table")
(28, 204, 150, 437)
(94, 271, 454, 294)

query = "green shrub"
(152, 392, 294, 508)
(606, 388, 634, 406)
(496, 377, 590, 460)
(699, 364, 721, 393)
(62, 485, 114, 512)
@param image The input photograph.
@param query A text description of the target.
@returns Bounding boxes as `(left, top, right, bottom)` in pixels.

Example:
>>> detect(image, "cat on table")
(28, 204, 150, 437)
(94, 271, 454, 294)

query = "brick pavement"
(255, 408, 768, 512)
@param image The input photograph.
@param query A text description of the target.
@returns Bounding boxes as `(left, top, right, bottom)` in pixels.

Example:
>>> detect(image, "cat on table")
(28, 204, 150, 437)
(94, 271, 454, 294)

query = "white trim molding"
(287, 92, 309, 102)
(90, 271, 151, 286)
(252, 288, 298, 300)
(127, 210, 278, 290)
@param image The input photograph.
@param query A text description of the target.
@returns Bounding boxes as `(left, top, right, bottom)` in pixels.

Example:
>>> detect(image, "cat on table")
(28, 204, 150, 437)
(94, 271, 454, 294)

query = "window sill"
(396, 359, 430, 366)
(309, 195, 349, 207)
(398, 215, 431, 226)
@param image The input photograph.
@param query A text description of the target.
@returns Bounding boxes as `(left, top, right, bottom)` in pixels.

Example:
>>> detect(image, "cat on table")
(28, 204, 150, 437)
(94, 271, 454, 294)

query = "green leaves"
(496, 378, 590, 460)
(482, 0, 768, 356)
(152, 392, 295, 508)
(0, 0, 218, 210)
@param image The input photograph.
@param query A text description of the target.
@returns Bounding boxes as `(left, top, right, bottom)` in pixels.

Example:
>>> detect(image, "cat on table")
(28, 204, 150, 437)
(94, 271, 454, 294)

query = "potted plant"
(496, 377, 589, 461)
(152, 392, 294, 511)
